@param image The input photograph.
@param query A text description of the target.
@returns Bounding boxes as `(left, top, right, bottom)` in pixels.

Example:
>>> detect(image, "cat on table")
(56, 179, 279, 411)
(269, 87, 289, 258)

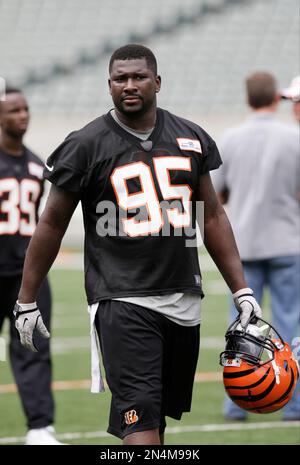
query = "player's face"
(109, 58, 161, 117)
(0, 92, 30, 138)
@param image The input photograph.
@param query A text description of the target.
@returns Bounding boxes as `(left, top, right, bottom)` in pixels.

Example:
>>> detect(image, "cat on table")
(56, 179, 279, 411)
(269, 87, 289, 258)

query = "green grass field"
(0, 252, 299, 445)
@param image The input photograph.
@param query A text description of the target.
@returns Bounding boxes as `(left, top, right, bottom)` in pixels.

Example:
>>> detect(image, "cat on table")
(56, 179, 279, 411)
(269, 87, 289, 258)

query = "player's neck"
(0, 133, 24, 156)
(114, 106, 157, 132)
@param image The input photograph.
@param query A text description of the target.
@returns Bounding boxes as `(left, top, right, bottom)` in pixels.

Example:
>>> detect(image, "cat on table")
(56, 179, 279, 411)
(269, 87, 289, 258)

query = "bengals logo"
(124, 409, 139, 425)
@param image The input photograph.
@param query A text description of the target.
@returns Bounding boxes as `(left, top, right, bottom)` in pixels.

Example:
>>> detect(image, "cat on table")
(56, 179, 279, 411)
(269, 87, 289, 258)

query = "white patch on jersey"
(177, 138, 202, 154)
(28, 162, 43, 179)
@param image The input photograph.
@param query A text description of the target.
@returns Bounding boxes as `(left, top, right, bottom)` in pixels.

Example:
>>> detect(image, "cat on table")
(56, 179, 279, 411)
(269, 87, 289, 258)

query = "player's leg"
(108, 397, 161, 445)
(224, 260, 265, 420)
(122, 419, 165, 445)
(95, 300, 164, 445)
(123, 429, 160, 445)
(9, 276, 55, 429)
(159, 417, 166, 445)
(268, 255, 300, 420)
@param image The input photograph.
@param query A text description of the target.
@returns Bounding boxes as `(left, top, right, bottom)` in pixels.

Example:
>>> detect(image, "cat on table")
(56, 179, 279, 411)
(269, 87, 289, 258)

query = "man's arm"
(197, 172, 262, 326)
(217, 187, 230, 205)
(18, 185, 80, 302)
(197, 172, 246, 293)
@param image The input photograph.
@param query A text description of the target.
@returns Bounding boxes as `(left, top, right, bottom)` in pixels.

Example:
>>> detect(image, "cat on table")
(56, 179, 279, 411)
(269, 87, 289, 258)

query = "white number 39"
(0, 178, 41, 236)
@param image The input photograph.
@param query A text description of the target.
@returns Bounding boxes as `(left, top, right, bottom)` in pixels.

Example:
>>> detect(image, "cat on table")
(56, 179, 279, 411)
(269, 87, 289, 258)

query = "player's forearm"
(18, 185, 79, 303)
(18, 217, 65, 303)
(203, 207, 247, 293)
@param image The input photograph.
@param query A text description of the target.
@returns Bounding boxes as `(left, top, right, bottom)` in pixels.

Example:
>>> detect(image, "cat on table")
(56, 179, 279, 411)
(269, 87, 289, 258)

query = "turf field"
(0, 251, 299, 445)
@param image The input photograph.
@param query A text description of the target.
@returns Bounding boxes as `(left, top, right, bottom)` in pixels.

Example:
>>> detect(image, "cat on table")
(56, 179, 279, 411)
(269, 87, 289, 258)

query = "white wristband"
(232, 288, 253, 299)
(16, 300, 37, 311)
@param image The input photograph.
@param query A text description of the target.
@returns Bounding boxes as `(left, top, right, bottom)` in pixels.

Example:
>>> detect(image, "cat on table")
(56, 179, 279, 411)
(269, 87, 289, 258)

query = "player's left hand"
(13, 301, 50, 352)
(233, 288, 262, 328)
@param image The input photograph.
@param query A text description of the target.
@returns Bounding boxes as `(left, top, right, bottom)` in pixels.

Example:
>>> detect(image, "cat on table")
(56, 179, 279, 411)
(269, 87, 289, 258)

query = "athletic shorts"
(94, 299, 200, 439)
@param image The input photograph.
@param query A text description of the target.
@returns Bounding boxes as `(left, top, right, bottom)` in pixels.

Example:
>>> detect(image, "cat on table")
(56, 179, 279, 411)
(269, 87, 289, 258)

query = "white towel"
(87, 303, 105, 393)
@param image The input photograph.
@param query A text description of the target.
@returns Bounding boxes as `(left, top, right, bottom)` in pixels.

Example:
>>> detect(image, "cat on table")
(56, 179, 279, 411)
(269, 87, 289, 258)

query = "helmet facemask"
(220, 317, 283, 368)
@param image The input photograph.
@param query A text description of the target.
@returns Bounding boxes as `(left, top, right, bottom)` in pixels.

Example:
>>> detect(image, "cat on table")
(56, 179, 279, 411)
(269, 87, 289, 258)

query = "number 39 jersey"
(44, 108, 222, 304)
(0, 147, 44, 276)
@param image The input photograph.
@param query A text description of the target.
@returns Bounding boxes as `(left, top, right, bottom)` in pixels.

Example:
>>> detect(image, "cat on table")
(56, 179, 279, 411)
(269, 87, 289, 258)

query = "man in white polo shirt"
(213, 71, 300, 421)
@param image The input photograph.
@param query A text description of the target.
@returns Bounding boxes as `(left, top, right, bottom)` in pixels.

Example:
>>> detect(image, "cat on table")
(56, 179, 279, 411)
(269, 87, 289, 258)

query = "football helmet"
(220, 317, 299, 414)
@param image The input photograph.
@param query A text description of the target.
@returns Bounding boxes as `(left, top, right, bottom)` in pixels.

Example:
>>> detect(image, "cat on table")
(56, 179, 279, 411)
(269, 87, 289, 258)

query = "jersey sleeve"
(210, 137, 227, 192)
(199, 138, 223, 175)
(210, 131, 233, 192)
(43, 132, 88, 193)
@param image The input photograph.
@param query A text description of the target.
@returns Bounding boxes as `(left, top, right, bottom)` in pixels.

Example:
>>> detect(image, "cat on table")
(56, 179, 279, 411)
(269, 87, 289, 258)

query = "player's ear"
(108, 78, 112, 95)
(155, 75, 161, 93)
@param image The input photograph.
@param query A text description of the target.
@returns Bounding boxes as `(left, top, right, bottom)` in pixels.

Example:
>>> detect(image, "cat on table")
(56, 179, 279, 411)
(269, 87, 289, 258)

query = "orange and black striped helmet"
(220, 318, 299, 414)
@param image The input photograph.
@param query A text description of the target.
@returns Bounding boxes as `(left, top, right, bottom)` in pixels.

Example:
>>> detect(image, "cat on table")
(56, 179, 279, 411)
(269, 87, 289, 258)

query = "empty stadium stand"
(1, 0, 299, 119)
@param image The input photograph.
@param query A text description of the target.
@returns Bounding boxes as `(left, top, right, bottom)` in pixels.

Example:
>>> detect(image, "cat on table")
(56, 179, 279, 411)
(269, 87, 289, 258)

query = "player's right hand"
(13, 301, 50, 352)
(233, 288, 262, 328)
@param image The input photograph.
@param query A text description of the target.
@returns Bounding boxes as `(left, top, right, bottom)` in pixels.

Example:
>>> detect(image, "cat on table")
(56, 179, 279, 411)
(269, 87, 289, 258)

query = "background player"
(212, 72, 300, 421)
(0, 88, 63, 444)
(14, 45, 262, 445)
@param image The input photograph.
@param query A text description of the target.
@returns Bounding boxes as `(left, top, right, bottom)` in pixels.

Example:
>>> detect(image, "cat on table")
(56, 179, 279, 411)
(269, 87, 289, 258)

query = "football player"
(14, 45, 261, 445)
(0, 88, 62, 444)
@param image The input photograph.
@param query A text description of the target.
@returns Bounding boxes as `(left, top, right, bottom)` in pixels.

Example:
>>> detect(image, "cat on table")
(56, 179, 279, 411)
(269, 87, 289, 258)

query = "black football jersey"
(0, 147, 44, 276)
(44, 108, 222, 304)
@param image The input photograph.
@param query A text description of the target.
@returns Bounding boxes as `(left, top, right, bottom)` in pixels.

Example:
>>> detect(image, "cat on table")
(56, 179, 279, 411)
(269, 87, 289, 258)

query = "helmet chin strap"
(266, 341, 280, 385)
(260, 344, 280, 384)
(271, 358, 281, 385)
(260, 326, 281, 384)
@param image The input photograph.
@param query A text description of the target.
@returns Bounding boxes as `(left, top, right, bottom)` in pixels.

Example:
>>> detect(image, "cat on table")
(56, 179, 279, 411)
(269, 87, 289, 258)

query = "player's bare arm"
(197, 172, 246, 293)
(216, 186, 230, 205)
(197, 173, 262, 326)
(18, 185, 79, 303)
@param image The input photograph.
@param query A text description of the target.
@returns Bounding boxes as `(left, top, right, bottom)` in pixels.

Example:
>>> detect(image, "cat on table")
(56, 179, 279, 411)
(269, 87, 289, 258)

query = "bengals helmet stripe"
(229, 377, 276, 402)
(225, 366, 271, 389)
(247, 367, 297, 411)
(223, 366, 260, 378)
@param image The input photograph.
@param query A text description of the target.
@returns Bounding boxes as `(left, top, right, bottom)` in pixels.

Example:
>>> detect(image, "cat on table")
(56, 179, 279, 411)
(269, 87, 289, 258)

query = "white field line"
(51, 336, 224, 354)
(0, 335, 224, 356)
(0, 371, 222, 394)
(0, 421, 299, 445)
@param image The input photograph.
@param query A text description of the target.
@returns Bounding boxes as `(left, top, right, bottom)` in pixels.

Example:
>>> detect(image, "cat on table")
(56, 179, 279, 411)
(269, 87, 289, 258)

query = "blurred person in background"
(281, 75, 300, 123)
(0, 88, 63, 444)
(212, 71, 300, 421)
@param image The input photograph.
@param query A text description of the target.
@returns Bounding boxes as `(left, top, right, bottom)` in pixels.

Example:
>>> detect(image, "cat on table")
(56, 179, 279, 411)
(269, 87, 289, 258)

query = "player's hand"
(233, 288, 262, 328)
(13, 301, 50, 352)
